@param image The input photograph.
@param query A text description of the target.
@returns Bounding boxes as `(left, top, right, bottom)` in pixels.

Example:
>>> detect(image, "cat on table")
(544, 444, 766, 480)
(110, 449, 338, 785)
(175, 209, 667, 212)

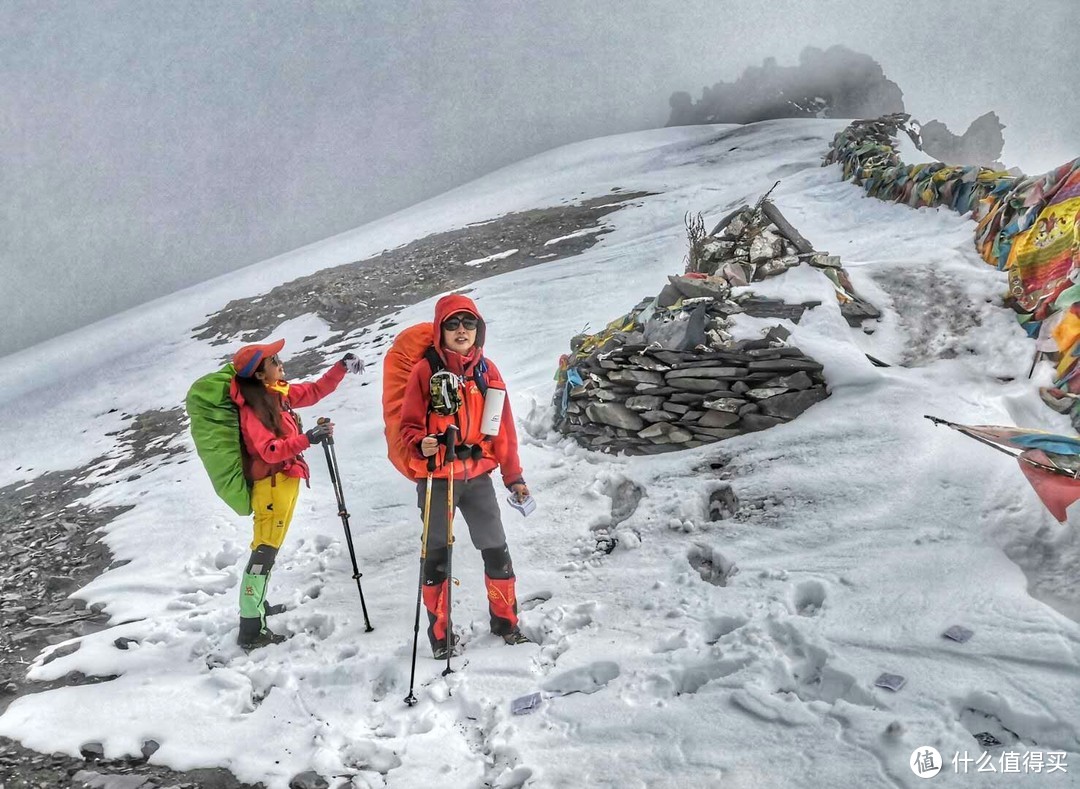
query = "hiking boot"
(263, 601, 287, 617)
(430, 633, 461, 660)
(238, 628, 288, 651)
(501, 628, 531, 646)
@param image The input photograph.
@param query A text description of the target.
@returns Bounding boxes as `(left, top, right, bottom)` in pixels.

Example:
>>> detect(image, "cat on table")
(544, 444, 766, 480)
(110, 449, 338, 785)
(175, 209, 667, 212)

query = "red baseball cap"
(232, 338, 285, 378)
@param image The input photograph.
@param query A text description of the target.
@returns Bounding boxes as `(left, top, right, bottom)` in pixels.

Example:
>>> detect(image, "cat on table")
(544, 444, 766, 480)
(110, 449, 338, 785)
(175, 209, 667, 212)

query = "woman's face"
(255, 354, 285, 385)
(441, 313, 478, 354)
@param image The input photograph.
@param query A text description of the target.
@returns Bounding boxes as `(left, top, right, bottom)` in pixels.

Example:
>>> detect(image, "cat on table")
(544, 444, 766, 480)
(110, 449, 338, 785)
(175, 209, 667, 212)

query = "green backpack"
(185, 363, 252, 516)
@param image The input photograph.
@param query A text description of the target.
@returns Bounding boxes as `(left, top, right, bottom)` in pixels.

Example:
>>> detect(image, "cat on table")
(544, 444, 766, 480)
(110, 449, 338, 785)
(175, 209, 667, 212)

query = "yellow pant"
(250, 473, 301, 550)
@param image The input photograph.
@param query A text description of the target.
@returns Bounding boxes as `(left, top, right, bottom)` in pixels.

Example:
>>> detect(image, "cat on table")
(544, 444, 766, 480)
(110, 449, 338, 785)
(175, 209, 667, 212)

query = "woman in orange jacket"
(398, 294, 531, 658)
(229, 338, 363, 650)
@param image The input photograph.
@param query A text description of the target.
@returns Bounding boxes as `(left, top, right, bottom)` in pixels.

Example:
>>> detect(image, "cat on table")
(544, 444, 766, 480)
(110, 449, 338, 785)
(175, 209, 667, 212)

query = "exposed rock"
(552, 189, 846, 455)
(585, 403, 645, 431)
(667, 45, 904, 127)
(79, 742, 105, 762)
(920, 112, 1005, 168)
(745, 386, 790, 400)
(702, 398, 745, 413)
(669, 378, 726, 393)
(757, 388, 829, 419)
(290, 771, 329, 789)
(638, 423, 694, 444)
(627, 355, 672, 371)
(608, 369, 664, 385)
(624, 395, 668, 412)
(767, 371, 814, 390)
(748, 359, 824, 373)
(696, 410, 741, 428)
(666, 367, 745, 380)
(641, 410, 679, 423)
(738, 413, 789, 432)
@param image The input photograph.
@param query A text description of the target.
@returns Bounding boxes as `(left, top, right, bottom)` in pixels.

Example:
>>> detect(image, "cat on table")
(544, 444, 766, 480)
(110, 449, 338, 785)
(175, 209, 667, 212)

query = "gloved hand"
(305, 422, 334, 445)
(342, 353, 365, 375)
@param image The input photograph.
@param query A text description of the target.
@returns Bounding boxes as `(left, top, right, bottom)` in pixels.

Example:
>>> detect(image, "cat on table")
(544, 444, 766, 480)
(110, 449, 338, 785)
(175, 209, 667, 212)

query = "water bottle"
(480, 382, 506, 435)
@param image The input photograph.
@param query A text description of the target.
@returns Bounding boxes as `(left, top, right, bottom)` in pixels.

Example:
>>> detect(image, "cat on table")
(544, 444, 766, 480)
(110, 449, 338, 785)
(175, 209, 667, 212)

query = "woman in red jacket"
(399, 294, 531, 658)
(230, 338, 363, 650)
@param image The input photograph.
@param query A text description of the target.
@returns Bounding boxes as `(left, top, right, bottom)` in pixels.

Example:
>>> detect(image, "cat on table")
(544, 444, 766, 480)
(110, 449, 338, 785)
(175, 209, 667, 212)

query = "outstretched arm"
(288, 360, 347, 408)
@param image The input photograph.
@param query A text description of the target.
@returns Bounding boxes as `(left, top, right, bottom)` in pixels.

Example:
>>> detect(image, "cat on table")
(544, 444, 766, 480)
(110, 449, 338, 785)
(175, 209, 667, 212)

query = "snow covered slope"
(2, 119, 1079, 788)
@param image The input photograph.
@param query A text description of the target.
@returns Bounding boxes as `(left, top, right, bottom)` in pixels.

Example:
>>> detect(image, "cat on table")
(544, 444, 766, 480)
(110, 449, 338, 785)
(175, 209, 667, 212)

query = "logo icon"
(910, 747, 942, 778)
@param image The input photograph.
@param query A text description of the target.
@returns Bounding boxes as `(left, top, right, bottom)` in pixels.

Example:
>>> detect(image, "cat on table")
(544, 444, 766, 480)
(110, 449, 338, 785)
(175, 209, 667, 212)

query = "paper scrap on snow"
(874, 673, 906, 692)
(943, 625, 974, 643)
(511, 692, 543, 715)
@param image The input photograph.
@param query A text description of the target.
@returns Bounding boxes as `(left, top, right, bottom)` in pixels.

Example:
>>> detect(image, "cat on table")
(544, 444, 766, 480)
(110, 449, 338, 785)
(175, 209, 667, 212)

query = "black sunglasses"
(443, 316, 478, 331)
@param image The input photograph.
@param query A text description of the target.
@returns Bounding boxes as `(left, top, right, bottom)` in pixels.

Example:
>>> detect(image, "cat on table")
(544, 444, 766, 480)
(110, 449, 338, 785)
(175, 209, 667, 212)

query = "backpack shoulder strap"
(423, 346, 443, 374)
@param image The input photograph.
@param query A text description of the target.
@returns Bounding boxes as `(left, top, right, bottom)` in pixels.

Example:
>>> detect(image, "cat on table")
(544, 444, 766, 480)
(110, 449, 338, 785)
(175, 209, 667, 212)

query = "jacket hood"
(432, 294, 486, 366)
(229, 376, 246, 408)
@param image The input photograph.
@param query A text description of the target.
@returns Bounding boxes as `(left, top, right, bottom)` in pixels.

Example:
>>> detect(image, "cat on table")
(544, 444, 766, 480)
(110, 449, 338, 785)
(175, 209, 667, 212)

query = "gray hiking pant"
(415, 471, 506, 551)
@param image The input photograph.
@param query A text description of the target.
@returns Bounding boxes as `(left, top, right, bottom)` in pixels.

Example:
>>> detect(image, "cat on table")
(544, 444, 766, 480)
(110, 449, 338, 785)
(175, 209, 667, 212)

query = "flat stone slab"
(624, 395, 667, 412)
(738, 413, 788, 431)
(608, 369, 664, 385)
(756, 387, 828, 418)
(703, 397, 745, 413)
(665, 366, 746, 380)
(585, 403, 645, 430)
(748, 359, 825, 373)
(696, 410, 741, 428)
(669, 378, 730, 393)
(638, 423, 695, 444)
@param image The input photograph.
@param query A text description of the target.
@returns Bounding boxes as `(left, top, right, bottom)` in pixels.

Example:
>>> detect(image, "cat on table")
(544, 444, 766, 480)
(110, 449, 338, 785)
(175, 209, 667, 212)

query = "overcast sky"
(3, 0, 1077, 356)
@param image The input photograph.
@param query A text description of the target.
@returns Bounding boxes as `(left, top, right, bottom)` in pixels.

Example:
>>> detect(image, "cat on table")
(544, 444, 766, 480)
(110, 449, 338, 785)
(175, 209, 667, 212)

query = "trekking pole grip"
(317, 416, 334, 445)
(444, 425, 459, 463)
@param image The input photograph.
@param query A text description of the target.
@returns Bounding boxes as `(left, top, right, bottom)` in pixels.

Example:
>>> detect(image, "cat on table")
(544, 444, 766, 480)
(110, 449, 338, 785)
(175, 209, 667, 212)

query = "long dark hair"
(235, 367, 284, 436)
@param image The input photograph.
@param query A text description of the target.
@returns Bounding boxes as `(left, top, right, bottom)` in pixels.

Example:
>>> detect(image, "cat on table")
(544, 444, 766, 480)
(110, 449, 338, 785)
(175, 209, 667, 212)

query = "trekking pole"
(317, 417, 374, 632)
(404, 454, 437, 707)
(442, 425, 459, 677)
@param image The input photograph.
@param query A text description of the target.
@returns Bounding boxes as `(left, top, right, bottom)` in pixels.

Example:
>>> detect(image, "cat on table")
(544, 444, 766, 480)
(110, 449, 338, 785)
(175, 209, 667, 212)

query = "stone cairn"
(552, 194, 878, 455)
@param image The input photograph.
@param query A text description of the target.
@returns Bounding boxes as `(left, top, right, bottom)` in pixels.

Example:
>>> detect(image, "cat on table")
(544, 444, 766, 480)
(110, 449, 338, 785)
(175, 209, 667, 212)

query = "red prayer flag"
(1017, 450, 1080, 522)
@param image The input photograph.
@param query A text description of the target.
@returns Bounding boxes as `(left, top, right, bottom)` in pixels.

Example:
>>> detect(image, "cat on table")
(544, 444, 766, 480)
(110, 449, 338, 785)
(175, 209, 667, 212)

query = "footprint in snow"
(519, 590, 553, 611)
(541, 661, 620, 696)
(704, 614, 748, 644)
(792, 579, 826, 617)
(687, 543, 738, 587)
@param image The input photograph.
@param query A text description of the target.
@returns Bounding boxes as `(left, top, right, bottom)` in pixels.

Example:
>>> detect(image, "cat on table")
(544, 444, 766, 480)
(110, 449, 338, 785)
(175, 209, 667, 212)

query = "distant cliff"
(667, 46, 904, 126)
(918, 112, 1006, 168)
(667, 45, 1005, 167)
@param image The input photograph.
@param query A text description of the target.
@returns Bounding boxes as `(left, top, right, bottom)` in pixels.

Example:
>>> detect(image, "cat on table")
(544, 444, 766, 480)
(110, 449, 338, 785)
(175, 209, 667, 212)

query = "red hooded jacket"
(398, 294, 524, 487)
(229, 362, 346, 481)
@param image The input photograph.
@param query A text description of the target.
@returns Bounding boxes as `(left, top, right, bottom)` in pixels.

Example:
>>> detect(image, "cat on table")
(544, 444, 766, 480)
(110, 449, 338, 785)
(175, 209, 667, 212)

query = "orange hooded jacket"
(398, 294, 524, 487)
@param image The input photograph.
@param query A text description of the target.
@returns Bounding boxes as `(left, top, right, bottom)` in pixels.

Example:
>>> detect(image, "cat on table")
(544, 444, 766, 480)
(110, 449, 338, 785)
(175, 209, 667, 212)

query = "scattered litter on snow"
(510, 692, 543, 715)
(874, 673, 907, 692)
(943, 625, 975, 643)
